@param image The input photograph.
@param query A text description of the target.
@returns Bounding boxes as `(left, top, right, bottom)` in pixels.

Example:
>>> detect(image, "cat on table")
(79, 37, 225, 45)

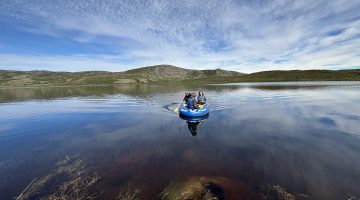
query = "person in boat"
(197, 91, 207, 105)
(183, 92, 191, 104)
(186, 92, 199, 109)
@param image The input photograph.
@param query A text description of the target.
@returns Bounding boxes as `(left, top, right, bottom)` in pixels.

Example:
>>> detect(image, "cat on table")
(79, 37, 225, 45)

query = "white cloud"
(0, 54, 128, 72)
(0, 0, 359, 72)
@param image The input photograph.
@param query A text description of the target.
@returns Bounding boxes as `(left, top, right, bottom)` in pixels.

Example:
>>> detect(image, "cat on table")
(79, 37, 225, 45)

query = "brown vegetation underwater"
(15, 156, 315, 200)
(16, 156, 101, 200)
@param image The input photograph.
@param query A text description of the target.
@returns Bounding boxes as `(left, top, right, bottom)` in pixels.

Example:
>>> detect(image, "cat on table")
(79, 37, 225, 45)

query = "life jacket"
(197, 95, 206, 103)
(187, 97, 196, 109)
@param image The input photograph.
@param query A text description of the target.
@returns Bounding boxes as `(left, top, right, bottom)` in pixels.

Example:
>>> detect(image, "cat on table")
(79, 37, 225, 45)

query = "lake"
(0, 82, 360, 200)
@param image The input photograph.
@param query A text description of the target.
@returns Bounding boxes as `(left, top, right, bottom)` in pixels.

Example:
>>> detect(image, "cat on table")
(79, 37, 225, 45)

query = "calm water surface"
(0, 82, 360, 199)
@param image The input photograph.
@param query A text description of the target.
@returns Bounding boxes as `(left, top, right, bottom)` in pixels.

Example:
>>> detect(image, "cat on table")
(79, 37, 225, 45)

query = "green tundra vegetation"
(0, 65, 359, 87)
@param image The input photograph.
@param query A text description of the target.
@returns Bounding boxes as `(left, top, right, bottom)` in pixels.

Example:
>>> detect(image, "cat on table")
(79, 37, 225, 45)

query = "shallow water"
(0, 82, 360, 199)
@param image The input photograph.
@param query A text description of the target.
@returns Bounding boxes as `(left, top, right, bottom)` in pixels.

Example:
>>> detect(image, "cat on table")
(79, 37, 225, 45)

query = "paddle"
(174, 97, 184, 114)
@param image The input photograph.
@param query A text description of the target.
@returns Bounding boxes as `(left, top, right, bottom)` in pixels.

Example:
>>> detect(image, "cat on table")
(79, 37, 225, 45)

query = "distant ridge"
(124, 64, 244, 79)
(0, 65, 359, 87)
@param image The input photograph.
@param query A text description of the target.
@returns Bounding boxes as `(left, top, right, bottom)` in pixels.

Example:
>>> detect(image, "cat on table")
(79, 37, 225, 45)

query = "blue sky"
(0, 0, 359, 72)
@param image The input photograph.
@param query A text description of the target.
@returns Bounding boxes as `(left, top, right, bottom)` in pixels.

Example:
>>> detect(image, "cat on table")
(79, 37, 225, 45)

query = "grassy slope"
(239, 69, 360, 82)
(0, 66, 359, 87)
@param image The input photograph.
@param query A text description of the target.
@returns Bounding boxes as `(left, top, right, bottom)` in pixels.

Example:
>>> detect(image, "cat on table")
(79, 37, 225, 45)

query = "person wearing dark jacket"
(183, 92, 191, 104)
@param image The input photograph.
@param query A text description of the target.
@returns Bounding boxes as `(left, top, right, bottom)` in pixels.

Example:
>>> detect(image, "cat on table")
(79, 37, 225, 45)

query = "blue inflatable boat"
(179, 113, 209, 123)
(179, 104, 210, 117)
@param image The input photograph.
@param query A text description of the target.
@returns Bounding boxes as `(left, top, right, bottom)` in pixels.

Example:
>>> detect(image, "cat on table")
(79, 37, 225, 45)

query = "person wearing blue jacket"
(186, 93, 198, 109)
(197, 91, 207, 105)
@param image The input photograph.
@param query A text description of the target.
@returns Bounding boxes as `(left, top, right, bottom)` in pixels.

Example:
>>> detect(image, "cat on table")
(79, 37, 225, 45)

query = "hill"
(235, 69, 360, 82)
(0, 65, 359, 87)
(123, 65, 243, 79)
(0, 65, 244, 86)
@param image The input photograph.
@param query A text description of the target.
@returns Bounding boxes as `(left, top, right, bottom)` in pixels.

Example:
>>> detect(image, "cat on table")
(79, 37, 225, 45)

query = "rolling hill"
(0, 65, 359, 87)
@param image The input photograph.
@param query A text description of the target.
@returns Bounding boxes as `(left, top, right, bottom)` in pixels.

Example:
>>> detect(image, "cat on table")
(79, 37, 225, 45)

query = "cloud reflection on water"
(0, 82, 359, 199)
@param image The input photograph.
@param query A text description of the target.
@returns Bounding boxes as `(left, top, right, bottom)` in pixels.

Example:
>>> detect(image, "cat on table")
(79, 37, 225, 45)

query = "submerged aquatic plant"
(116, 184, 141, 200)
(258, 184, 313, 200)
(160, 177, 225, 200)
(159, 176, 312, 200)
(16, 156, 101, 200)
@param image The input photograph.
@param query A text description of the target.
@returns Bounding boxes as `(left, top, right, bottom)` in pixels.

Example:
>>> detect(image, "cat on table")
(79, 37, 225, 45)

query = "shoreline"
(1, 80, 360, 89)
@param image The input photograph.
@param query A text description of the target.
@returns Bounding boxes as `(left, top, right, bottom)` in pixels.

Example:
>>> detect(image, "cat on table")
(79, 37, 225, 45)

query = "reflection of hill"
(207, 82, 360, 91)
(1, 82, 359, 103)
(0, 86, 116, 103)
(0, 84, 201, 103)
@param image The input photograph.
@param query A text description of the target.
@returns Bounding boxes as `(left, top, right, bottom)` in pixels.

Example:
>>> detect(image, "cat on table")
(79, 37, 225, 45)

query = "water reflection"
(0, 82, 360, 199)
(2, 81, 359, 104)
(179, 114, 209, 136)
